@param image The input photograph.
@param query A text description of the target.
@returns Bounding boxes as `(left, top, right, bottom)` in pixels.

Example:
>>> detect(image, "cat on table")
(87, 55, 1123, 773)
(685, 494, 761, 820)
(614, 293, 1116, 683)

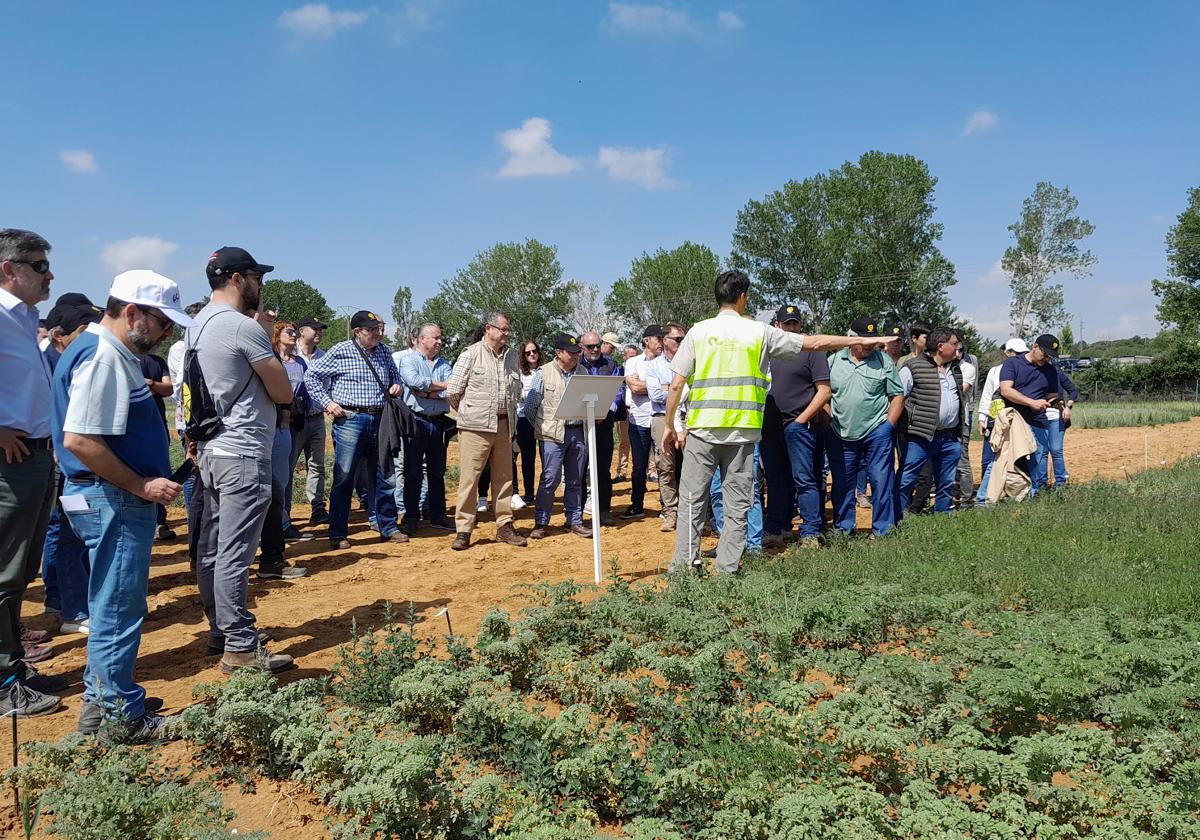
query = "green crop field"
(1070, 401, 1200, 430)
(12, 463, 1200, 838)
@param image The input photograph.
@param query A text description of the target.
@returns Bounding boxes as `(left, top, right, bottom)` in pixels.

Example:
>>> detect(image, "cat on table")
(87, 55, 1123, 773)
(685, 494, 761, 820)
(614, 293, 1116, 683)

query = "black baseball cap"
(848, 317, 879, 337)
(775, 304, 802, 324)
(642, 324, 665, 339)
(350, 310, 385, 330)
(55, 292, 94, 308)
(1034, 334, 1061, 359)
(296, 316, 328, 331)
(553, 332, 583, 353)
(206, 246, 274, 278)
(46, 303, 101, 333)
(883, 324, 904, 339)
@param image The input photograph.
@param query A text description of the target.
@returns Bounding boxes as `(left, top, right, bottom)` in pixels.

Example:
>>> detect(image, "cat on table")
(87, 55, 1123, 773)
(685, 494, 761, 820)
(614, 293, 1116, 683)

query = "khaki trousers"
(650, 414, 679, 516)
(616, 420, 630, 475)
(455, 415, 514, 535)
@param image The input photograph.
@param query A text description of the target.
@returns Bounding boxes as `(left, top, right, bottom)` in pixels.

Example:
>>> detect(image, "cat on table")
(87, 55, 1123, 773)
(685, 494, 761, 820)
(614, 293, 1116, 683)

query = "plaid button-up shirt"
(304, 339, 399, 409)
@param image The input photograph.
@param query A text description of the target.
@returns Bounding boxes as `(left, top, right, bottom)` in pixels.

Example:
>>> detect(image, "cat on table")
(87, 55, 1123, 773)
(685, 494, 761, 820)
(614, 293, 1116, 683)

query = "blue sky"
(6, 1, 1198, 342)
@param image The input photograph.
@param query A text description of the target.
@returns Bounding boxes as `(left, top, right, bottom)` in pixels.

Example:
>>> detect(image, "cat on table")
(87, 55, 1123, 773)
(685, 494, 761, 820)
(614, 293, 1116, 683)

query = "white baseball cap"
(1003, 337, 1030, 353)
(108, 270, 195, 327)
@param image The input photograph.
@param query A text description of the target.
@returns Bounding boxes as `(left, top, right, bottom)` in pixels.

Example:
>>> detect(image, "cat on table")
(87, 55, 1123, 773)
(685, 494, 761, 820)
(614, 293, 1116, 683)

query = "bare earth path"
(11, 418, 1200, 837)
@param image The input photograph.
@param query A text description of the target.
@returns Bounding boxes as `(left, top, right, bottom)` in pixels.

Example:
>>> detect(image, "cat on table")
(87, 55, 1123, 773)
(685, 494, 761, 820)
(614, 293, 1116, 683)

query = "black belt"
(21, 437, 52, 450)
(67, 472, 102, 484)
(342, 405, 384, 415)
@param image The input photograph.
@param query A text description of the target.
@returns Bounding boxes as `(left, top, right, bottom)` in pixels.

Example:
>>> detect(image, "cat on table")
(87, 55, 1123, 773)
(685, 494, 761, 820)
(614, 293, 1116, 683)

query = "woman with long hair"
(512, 339, 544, 509)
(268, 321, 313, 554)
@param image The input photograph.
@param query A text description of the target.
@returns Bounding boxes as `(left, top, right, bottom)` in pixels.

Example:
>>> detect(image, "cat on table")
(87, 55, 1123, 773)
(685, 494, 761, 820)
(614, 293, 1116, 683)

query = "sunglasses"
(284, 328, 298, 336)
(11, 259, 50, 275)
(524, 349, 540, 356)
(665, 335, 684, 342)
(582, 343, 600, 350)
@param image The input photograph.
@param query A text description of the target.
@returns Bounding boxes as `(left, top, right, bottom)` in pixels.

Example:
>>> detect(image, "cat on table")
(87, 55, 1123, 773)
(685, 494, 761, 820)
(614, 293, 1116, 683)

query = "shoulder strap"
(353, 340, 391, 397)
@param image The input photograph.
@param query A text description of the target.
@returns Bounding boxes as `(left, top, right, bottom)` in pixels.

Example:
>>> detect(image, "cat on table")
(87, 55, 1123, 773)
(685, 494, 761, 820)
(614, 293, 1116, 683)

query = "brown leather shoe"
(529, 526, 548, 540)
(20, 625, 50, 644)
(496, 522, 527, 547)
(569, 523, 592, 538)
(382, 531, 409, 544)
(219, 647, 294, 675)
(22, 644, 54, 664)
(451, 532, 471, 551)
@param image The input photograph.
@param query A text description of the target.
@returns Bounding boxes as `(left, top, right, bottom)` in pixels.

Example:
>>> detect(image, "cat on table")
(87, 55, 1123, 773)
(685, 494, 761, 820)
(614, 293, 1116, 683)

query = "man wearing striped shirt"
(304, 310, 407, 549)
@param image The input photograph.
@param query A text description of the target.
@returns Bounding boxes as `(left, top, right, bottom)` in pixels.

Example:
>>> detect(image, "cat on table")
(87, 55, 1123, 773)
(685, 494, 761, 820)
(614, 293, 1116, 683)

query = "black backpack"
(182, 312, 250, 442)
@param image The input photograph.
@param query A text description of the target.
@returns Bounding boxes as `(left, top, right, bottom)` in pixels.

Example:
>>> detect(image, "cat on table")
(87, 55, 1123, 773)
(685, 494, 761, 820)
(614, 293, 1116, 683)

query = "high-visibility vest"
(686, 315, 769, 430)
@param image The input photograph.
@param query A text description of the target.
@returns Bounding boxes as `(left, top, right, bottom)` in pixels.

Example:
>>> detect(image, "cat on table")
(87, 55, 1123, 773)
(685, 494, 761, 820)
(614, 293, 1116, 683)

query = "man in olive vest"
(895, 327, 966, 517)
(526, 333, 590, 539)
(661, 271, 896, 575)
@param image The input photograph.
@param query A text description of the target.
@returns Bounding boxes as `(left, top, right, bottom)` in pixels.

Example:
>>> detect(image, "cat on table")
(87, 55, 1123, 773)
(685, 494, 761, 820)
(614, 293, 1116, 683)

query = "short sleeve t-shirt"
(766, 351, 831, 427)
(52, 323, 170, 480)
(999, 355, 1059, 428)
(186, 303, 277, 456)
(828, 348, 904, 441)
(624, 353, 655, 428)
(139, 353, 169, 424)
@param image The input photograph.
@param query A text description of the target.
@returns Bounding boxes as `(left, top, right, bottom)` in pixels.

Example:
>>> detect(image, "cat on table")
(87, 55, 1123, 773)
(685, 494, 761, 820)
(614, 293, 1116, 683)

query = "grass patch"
(1071, 400, 1200, 429)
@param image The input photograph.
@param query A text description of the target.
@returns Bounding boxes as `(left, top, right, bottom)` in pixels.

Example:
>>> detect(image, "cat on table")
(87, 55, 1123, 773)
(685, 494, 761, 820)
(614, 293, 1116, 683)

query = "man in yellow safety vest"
(662, 270, 897, 575)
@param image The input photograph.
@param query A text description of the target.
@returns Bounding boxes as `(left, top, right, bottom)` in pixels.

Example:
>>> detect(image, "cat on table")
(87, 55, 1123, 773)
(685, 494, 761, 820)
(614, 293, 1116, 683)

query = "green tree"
(1151, 186, 1200, 330)
(1002, 182, 1095, 339)
(605, 241, 720, 333)
(391, 285, 419, 346)
(1060, 322, 1075, 352)
(419, 240, 571, 360)
(826, 152, 958, 334)
(730, 173, 849, 330)
(259, 278, 334, 324)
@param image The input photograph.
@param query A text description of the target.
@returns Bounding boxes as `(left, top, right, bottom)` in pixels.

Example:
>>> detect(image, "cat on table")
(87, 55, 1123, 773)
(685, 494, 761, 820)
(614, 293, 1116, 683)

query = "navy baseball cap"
(55, 292, 94, 308)
(296, 316, 328, 331)
(553, 332, 583, 353)
(848, 317, 879, 337)
(775, 304, 802, 323)
(350, 310, 385, 330)
(1035, 334, 1061, 358)
(206, 246, 273, 278)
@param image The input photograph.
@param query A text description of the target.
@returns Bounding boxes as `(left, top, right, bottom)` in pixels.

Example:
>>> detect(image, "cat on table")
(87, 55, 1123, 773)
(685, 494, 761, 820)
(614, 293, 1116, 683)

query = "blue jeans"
(783, 421, 824, 538)
(1046, 418, 1068, 487)
(178, 430, 197, 512)
(976, 420, 995, 504)
(41, 501, 90, 622)
(761, 430, 792, 536)
(271, 427, 293, 532)
(329, 411, 398, 540)
(628, 423, 653, 511)
(536, 426, 588, 526)
(1026, 424, 1052, 497)
(710, 444, 763, 550)
(827, 421, 896, 536)
(402, 415, 447, 524)
(897, 430, 962, 517)
(64, 478, 156, 721)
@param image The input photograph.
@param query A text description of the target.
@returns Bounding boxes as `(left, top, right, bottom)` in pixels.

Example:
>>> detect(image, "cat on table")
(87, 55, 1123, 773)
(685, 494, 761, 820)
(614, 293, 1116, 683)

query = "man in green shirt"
(827, 317, 905, 537)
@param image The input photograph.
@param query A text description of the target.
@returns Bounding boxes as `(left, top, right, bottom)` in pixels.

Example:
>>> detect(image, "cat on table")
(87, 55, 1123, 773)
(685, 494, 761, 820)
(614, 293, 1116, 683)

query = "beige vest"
(532, 360, 571, 444)
(453, 341, 520, 436)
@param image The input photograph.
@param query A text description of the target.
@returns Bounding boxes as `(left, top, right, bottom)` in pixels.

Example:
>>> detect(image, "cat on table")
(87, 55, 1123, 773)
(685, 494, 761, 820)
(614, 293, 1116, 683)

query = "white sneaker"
(476, 498, 489, 513)
(582, 497, 593, 515)
(510, 494, 527, 510)
(61, 618, 89, 635)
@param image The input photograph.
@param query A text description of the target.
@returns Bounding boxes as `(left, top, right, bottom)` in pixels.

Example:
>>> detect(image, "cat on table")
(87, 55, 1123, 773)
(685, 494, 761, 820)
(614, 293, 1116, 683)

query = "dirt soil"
(12, 417, 1200, 837)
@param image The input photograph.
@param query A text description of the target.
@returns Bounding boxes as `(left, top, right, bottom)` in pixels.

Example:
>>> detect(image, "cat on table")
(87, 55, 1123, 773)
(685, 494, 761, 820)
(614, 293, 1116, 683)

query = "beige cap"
(601, 331, 620, 345)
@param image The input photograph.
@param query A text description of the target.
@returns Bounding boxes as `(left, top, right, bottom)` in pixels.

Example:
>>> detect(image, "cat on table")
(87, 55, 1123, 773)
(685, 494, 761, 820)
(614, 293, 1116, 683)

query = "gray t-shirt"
(186, 303, 276, 456)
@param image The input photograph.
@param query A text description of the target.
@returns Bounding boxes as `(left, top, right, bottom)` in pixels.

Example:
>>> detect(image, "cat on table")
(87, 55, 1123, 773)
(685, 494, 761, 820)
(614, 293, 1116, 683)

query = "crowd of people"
(0, 228, 1079, 740)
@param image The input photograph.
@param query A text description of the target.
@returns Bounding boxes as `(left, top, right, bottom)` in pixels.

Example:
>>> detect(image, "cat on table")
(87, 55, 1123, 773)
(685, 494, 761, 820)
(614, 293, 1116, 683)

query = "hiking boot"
(798, 536, 821, 549)
(283, 526, 314, 542)
(20, 625, 50, 644)
(451, 532, 471, 551)
(257, 561, 308, 580)
(19, 665, 69, 693)
(856, 493, 871, 509)
(330, 538, 351, 550)
(219, 648, 294, 675)
(529, 526, 548, 540)
(78, 697, 166, 735)
(0, 681, 60, 717)
(207, 630, 272, 656)
(22, 643, 54, 664)
(496, 523, 527, 547)
(569, 523, 592, 538)
(98, 713, 181, 745)
(619, 507, 645, 521)
(382, 531, 409, 544)
(660, 513, 677, 532)
(308, 506, 329, 526)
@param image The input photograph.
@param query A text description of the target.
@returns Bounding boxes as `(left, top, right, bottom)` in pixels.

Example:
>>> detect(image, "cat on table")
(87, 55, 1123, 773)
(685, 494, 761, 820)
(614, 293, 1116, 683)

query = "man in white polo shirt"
(620, 325, 662, 519)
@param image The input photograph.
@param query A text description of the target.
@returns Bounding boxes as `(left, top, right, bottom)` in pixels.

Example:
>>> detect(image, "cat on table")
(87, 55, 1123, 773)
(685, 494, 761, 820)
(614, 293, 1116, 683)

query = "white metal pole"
(585, 395, 602, 584)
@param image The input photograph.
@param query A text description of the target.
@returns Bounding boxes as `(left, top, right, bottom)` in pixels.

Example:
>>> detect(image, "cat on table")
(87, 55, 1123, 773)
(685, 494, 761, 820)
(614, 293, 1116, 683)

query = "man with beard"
(577, 330, 624, 526)
(187, 247, 296, 675)
(53, 270, 194, 739)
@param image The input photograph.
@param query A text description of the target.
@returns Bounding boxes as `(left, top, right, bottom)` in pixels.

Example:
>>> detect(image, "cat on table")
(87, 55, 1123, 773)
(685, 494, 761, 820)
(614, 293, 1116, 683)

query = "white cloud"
(717, 10, 745, 30)
(961, 109, 999, 138)
(277, 4, 371, 38)
(100, 237, 179, 274)
(976, 259, 1009, 289)
(598, 145, 673, 189)
(960, 312, 1014, 342)
(608, 2, 694, 35)
(60, 149, 97, 173)
(497, 118, 581, 178)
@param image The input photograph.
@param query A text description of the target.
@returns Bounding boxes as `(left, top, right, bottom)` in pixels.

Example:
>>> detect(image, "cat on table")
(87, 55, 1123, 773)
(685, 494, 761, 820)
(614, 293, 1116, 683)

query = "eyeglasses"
(487, 322, 511, 334)
(10, 259, 51, 275)
(137, 306, 171, 332)
(581, 343, 600, 350)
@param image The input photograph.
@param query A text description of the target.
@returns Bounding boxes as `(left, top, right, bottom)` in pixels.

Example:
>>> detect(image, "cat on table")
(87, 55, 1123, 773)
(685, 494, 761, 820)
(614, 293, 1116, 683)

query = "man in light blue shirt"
(398, 323, 454, 535)
(645, 322, 687, 531)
